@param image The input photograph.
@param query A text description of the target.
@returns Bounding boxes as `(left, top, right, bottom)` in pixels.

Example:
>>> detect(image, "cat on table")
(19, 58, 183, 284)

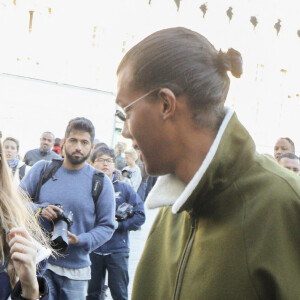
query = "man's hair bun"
(217, 48, 243, 78)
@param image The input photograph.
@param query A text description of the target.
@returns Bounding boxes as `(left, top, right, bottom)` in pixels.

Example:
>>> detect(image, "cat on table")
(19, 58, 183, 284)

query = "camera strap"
(92, 171, 104, 205)
(33, 158, 64, 203)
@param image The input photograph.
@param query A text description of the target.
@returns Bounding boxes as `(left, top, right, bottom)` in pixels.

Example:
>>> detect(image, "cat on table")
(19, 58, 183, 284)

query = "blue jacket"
(0, 263, 10, 300)
(0, 263, 48, 300)
(94, 173, 145, 255)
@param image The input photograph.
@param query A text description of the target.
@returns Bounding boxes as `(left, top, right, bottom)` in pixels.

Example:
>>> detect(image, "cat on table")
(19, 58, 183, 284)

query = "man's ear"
(158, 88, 177, 121)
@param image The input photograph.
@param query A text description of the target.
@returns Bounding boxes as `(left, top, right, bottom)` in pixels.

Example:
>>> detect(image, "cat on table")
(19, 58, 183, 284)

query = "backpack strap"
(92, 171, 104, 205)
(33, 159, 103, 208)
(19, 164, 26, 181)
(33, 158, 64, 203)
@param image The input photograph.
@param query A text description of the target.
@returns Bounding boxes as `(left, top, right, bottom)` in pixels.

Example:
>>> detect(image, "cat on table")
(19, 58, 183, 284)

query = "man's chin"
(68, 156, 87, 165)
(71, 158, 85, 165)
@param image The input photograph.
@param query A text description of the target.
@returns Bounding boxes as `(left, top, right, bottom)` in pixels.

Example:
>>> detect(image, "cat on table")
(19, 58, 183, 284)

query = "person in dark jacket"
(0, 132, 50, 300)
(87, 147, 145, 300)
(23, 131, 60, 166)
(114, 142, 126, 171)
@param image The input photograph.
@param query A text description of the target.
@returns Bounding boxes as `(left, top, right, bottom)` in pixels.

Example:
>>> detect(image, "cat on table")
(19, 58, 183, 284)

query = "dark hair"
(279, 137, 295, 153)
(90, 147, 115, 163)
(117, 27, 243, 129)
(42, 131, 55, 140)
(64, 117, 95, 142)
(94, 142, 109, 150)
(3, 137, 20, 152)
(54, 138, 61, 146)
(278, 152, 299, 162)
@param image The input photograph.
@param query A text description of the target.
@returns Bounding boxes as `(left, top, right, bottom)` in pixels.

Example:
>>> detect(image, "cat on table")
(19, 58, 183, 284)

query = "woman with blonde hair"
(0, 132, 50, 300)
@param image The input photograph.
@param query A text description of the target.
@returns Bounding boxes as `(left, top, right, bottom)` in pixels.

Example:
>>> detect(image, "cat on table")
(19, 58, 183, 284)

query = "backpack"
(33, 158, 104, 205)
(11, 164, 26, 181)
(19, 164, 26, 181)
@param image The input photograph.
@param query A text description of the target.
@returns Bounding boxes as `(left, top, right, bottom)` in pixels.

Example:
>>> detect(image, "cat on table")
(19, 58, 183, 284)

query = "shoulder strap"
(41, 158, 64, 185)
(92, 171, 104, 205)
(33, 158, 64, 203)
(19, 164, 26, 181)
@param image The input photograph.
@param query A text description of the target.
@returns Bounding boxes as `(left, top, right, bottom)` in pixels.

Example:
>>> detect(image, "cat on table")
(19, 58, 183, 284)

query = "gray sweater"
(24, 148, 61, 166)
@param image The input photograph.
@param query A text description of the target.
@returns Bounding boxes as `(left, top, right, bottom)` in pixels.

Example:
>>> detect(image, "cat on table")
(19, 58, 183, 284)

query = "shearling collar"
(145, 107, 256, 214)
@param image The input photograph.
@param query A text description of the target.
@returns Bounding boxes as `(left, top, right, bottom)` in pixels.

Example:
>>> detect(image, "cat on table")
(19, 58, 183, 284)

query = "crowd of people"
(0, 118, 149, 300)
(1, 26, 300, 300)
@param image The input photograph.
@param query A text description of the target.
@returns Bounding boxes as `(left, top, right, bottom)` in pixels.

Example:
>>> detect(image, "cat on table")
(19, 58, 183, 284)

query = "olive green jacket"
(132, 108, 300, 300)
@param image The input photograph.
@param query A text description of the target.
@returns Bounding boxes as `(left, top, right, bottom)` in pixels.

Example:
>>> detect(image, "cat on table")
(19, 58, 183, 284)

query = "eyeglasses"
(115, 87, 161, 122)
(95, 158, 114, 164)
(115, 110, 126, 122)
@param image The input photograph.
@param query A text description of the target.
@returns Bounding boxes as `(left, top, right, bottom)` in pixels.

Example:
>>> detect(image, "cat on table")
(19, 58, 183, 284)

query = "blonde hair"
(125, 148, 138, 162)
(0, 137, 51, 287)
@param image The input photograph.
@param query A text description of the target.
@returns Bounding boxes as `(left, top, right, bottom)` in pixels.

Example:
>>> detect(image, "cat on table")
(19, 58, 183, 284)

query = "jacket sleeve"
(10, 276, 49, 300)
(19, 161, 48, 213)
(117, 183, 146, 232)
(77, 175, 115, 252)
(19, 160, 46, 200)
(244, 192, 300, 299)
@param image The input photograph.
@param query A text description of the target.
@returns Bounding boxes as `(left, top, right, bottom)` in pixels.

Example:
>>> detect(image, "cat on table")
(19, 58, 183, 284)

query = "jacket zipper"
(173, 213, 196, 300)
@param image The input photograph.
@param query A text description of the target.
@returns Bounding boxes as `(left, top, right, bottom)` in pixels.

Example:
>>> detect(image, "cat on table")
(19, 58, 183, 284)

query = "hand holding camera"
(50, 205, 74, 251)
(40, 204, 75, 251)
(41, 204, 63, 221)
(122, 169, 133, 179)
(67, 231, 79, 245)
(115, 203, 134, 221)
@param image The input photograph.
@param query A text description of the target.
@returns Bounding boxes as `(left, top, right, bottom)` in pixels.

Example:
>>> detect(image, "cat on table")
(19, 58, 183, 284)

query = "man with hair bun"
(115, 27, 300, 299)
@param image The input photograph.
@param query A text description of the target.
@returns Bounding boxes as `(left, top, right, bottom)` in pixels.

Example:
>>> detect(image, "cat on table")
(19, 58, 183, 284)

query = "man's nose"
(121, 120, 132, 139)
(75, 142, 83, 150)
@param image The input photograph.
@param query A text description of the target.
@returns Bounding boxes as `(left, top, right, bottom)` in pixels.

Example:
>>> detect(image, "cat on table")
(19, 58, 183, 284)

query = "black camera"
(115, 203, 134, 221)
(51, 205, 73, 252)
(122, 169, 132, 179)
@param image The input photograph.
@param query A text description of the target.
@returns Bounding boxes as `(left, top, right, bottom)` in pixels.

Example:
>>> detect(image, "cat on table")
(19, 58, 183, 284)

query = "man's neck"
(39, 148, 49, 154)
(63, 159, 86, 170)
(127, 162, 135, 168)
(174, 128, 217, 185)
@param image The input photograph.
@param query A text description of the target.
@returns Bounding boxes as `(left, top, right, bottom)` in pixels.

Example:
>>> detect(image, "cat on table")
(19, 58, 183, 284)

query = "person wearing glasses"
(114, 27, 300, 299)
(87, 147, 145, 300)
